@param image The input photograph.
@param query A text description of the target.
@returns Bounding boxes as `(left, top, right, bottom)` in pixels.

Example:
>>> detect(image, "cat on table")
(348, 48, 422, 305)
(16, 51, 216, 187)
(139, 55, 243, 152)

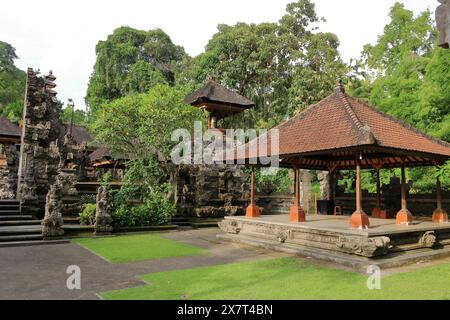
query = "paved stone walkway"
(0, 228, 285, 300)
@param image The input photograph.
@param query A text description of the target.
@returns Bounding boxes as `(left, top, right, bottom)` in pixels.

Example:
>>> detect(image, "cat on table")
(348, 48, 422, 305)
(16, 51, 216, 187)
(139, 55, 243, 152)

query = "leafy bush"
(111, 192, 175, 227)
(80, 194, 96, 204)
(109, 158, 176, 227)
(79, 203, 96, 225)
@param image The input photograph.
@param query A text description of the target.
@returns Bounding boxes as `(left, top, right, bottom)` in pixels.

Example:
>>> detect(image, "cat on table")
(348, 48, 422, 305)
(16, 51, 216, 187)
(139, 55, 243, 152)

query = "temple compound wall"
(174, 164, 248, 217)
(0, 145, 20, 199)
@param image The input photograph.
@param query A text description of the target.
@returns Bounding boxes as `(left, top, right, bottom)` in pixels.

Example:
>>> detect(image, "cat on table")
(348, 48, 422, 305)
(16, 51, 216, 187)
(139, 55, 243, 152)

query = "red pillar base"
(396, 209, 413, 225)
(432, 208, 448, 223)
(349, 209, 370, 229)
(290, 205, 306, 223)
(246, 204, 260, 219)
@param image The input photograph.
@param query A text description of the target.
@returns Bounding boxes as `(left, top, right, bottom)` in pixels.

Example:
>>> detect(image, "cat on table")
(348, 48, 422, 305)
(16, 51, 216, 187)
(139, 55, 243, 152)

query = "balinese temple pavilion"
(185, 79, 255, 130)
(229, 82, 450, 229)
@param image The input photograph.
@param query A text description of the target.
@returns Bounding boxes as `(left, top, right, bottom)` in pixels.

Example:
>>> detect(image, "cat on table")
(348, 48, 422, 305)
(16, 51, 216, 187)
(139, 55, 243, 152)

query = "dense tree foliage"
(346, 3, 450, 192)
(89, 84, 203, 159)
(60, 104, 88, 126)
(0, 41, 26, 122)
(178, 0, 346, 129)
(86, 27, 187, 111)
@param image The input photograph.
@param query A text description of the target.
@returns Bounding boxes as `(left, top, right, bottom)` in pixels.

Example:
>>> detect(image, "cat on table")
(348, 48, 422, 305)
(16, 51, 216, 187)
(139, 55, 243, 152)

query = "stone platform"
(218, 215, 450, 271)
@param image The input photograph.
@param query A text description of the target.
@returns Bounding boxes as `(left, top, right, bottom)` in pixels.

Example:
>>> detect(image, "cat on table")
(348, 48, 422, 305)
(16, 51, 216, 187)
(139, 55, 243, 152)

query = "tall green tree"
(349, 3, 449, 192)
(86, 27, 188, 112)
(89, 84, 203, 159)
(178, 0, 346, 129)
(0, 41, 26, 122)
(60, 104, 88, 126)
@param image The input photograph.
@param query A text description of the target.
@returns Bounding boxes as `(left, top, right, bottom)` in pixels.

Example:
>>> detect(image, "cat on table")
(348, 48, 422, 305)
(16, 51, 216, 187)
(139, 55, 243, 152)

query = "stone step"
(0, 234, 43, 242)
(63, 216, 80, 224)
(0, 215, 33, 221)
(0, 205, 20, 210)
(0, 210, 21, 216)
(190, 221, 219, 228)
(0, 200, 19, 205)
(0, 220, 41, 227)
(0, 239, 69, 248)
(0, 226, 42, 236)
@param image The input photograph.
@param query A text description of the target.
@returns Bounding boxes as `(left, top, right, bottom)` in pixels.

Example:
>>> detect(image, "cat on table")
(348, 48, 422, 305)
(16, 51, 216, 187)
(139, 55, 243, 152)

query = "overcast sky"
(0, 0, 437, 110)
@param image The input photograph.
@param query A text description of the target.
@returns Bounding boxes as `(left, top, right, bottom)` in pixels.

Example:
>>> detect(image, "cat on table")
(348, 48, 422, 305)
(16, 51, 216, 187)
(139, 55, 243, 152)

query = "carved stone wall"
(17, 68, 65, 217)
(0, 145, 19, 199)
(175, 164, 248, 217)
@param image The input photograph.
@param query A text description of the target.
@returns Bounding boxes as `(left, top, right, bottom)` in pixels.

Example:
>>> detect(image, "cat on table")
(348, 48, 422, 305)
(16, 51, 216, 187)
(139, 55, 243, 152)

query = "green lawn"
(101, 257, 450, 300)
(72, 234, 206, 263)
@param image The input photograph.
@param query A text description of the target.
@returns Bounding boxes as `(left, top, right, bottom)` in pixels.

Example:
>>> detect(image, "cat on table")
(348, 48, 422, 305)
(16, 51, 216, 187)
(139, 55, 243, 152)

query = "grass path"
(72, 233, 206, 263)
(101, 257, 450, 300)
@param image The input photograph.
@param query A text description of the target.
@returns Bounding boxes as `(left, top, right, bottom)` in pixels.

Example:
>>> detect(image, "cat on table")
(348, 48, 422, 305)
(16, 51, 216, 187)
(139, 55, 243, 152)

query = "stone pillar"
(290, 168, 306, 223)
(95, 186, 113, 234)
(432, 176, 448, 223)
(349, 159, 370, 229)
(300, 170, 312, 209)
(396, 164, 413, 225)
(246, 167, 260, 218)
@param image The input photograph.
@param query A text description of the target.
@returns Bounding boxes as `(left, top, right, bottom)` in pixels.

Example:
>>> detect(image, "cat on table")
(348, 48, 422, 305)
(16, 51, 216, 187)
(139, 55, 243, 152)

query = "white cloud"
(0, 0, 438, 110)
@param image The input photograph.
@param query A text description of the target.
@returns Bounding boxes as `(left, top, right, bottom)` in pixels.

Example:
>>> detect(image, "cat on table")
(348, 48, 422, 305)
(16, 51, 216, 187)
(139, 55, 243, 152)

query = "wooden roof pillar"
(349, 155, 370, 229)
(395, 162, 413, 225)
(290, 168, 306, 223)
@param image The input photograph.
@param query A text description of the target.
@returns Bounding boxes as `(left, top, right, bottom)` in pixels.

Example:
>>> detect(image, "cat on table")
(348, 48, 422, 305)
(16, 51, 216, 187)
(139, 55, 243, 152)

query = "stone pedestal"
(246, 204, 260, 218)
(290, 205, 306, 223)
(432, 208, 448, 223)
(349, 210, 370, 229)
(396, 209, 413, 225)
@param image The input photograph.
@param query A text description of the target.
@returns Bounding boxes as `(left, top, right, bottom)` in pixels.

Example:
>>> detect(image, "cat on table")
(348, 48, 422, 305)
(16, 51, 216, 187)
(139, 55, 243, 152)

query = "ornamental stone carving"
(42, 180, 65, 237)
(336, 236, 390, 257)
(218, 219, 241, 234)
(95, 186, 113, 234)
(275, 228, 289, 243)
(419, 231, 436, 248)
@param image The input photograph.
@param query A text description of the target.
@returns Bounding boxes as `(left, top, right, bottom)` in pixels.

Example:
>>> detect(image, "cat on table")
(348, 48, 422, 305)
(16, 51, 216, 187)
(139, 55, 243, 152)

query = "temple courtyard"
(2, 227, 450, 300)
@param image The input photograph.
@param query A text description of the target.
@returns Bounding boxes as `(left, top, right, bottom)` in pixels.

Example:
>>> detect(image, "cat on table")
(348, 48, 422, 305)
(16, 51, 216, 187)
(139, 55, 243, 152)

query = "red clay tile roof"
(0, 116, 21, 138)
(185, 80, 255, 108)
(232, 85, 450, 166)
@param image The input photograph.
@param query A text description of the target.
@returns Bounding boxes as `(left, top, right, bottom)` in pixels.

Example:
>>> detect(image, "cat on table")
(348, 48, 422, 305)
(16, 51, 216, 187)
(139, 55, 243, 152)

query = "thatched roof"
(0, 116, 21, 138)
(185, 80, 255, 109)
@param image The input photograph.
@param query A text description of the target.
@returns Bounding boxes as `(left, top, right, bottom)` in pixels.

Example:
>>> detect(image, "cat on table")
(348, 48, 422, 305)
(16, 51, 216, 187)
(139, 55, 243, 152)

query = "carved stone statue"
(42, 180, 65, 237)
(437, 0, 450, 48)
(317, 171, 330, 200)
(95, 186, 113, 233)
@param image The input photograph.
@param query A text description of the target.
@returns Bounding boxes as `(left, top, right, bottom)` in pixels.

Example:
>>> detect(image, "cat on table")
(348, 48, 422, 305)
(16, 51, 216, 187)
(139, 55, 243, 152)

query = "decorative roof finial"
(334, 79, 345, 93)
